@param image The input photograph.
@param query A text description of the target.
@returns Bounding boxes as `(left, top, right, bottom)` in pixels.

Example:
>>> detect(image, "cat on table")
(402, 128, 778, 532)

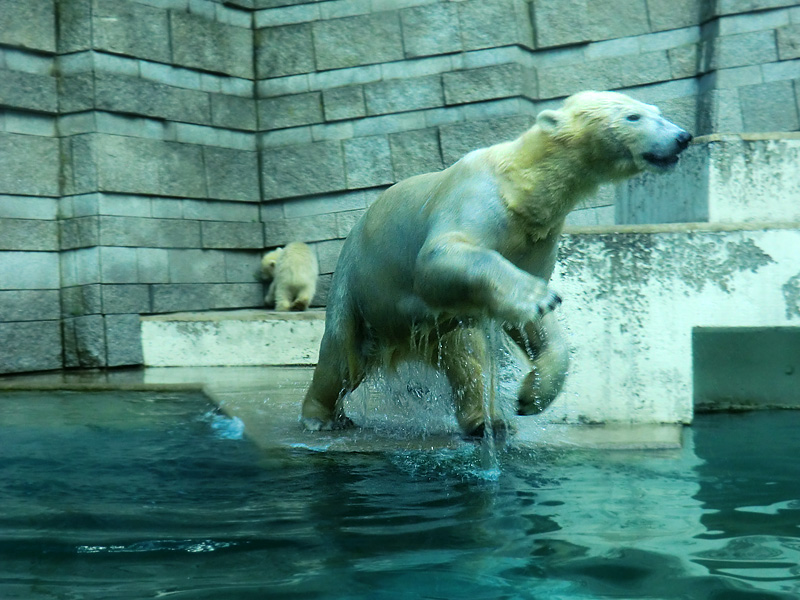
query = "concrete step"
(140, 309, 325, 367)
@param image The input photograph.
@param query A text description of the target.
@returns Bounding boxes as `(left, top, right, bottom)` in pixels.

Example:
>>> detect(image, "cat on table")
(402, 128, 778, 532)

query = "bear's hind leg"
(301, 320, 365, 431)
(436, 326, 504, 437)
(274, 286, 294, 312)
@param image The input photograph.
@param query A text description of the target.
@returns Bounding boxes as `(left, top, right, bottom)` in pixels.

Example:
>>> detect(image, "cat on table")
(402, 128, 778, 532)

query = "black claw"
(464, 422, 486, 439)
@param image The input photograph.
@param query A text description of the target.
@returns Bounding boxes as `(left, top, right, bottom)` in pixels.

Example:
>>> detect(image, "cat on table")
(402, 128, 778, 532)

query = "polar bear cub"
(261, 242, 318, 311)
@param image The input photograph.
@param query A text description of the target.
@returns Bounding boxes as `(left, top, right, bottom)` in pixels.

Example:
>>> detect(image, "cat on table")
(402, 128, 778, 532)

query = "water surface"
(1, 390, 798, 599)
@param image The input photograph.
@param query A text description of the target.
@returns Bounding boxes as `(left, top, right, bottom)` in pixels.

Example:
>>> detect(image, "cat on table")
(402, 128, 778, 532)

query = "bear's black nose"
(677, 131, 693, 150)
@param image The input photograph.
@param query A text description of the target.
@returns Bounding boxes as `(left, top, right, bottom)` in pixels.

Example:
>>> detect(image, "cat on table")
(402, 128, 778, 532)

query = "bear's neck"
(487, 127, 610, 239)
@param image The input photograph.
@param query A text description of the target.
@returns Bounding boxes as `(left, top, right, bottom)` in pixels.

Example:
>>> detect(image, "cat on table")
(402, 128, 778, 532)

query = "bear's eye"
(626, 114, 641, 122)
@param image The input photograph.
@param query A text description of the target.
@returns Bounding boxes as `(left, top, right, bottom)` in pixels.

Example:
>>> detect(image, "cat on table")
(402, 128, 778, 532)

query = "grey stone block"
(62, 247, 101, 287)
(312, 272, 331, 307)
(460, 0, 534, 51)
(171, 11, 254, 79)
(0, 251, 60, 290)
(101, 284, 151, 314)
(335, 209, 366, 238)
(0, 69, 58, 113)
(0, 196, 57, 220)
(344, 136, 394, 189)
(739, 79, 799, 132)
(98, 216, 201, 248)
(322, 86, 366, 121)
(538, 51, 672, 99)
(69, 314, 106, 367)
(443, 64, 536, 105)
(314, 238, 344, 274)
(94, 73, 212, 125)
(0, 320, 62, 374)
(61, 284, 102, 317)
(0, 133, 60, 197)
(168, 249, 226, 283)
(255, 23, 315, 79)
(137, 247, 170, 283)
(150, 283, 208, 312)
(439, 115, 533, 166)
(258, 92, 323, 130)
(211, 93, 257, 131)
(105, 313, 144, 366)
(92, 0, 170, 62)
(401, 3, 462, 58)
(532, 0, 648, 48)
(777, 23, 800, 60)
(647, 0, 704, 31)
(365, 75, 444, 116)
(203, 146, 260, 202)
(99, 246, 138, 283)
(224, 251, 262, 283)
(696, 88, 743, 135)
(206, 283, 263, 309)
(75, 135, 207, 198)
(183, 198, 260, 222)
(58, 0, 91, 53)
(60, 216, 100, 250)
(531, 0, 590, 47)
(201, 221, 264, 249)
(261, 140, 346, 200)
(0, 0, 56, 52)
(669, 44, 701, 79)
(714, 0, 797, 16)
(0, 289, 60, 321)
(262, 213, 338, 246)
(389, 128, 443, 181)
(313, 12, 404, 71)
(1, 219, 59, 251)
(283, 189, 368, 218)
(703, 30, 778, 71)
(59, 73, 95, 113)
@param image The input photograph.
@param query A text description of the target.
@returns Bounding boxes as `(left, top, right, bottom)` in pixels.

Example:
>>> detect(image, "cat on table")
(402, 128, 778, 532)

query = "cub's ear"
(536, 109, 563, 134)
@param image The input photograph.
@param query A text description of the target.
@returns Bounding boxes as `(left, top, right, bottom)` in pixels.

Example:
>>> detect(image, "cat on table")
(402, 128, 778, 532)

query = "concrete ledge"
(141, 309, 325, 366)
(617, 133, 800, 225)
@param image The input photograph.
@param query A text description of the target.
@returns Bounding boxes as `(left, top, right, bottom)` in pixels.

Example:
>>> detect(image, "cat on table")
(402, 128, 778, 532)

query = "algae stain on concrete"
(783, 273, 800, 320)
(558, 232, 775, 300)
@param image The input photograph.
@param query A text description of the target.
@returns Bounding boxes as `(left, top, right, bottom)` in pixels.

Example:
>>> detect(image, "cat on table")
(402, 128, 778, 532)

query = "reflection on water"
(0, 391, 799, 599)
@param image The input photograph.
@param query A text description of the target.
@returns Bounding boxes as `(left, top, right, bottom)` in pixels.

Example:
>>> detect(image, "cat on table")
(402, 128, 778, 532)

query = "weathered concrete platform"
(0, 366, 683, 450)
(553, 222, 800, 425)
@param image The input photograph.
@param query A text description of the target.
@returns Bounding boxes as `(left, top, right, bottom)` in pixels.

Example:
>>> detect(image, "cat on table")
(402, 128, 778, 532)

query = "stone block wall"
(0, 0, 798, 374)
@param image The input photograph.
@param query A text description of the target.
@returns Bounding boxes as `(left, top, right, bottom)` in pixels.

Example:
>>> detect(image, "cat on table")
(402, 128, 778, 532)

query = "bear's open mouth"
(643, 152, 679, 168)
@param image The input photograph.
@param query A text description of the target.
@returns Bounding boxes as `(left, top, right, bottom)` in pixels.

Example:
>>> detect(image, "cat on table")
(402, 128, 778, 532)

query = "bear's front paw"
(535, 290, 562, 317)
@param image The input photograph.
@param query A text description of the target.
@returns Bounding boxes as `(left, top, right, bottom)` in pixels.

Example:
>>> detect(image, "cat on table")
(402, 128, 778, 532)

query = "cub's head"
(260, 247, 284, 280)
(536, 90, 693, 177)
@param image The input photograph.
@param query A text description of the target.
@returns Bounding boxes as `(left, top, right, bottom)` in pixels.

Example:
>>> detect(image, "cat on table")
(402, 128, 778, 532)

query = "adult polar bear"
(302, 91, 692, 436)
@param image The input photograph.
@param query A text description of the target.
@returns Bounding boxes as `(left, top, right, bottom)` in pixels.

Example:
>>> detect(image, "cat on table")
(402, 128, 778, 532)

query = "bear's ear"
(536, 109, 563, 134)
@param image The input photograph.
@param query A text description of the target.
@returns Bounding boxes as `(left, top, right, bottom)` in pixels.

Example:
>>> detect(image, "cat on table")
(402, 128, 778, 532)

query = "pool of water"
(1, 390, 799, 599)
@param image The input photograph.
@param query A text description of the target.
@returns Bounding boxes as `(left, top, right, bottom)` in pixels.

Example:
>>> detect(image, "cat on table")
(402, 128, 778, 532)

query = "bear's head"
(536, 90, 692, 177)
(260, 247, 284, 280)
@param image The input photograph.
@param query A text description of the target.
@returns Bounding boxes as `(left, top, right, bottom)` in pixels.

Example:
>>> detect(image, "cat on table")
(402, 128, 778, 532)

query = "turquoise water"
(1, 390, 798, 599)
